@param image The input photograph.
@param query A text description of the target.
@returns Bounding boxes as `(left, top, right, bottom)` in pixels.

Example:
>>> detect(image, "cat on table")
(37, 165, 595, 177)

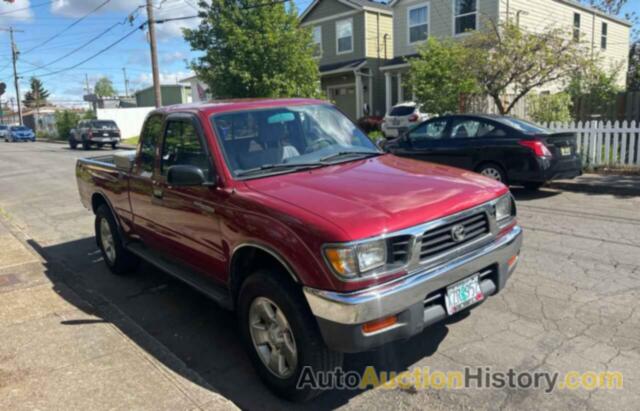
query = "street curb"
(546, 181, 640, 197)
(35, 139, 137, 150)
(0, 215, 239, 410)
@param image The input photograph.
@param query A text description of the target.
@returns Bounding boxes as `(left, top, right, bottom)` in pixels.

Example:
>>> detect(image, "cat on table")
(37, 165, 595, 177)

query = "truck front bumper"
(304, 224, 523, 353)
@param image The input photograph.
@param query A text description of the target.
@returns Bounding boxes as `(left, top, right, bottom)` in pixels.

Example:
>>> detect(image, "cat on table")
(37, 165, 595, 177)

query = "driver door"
(393, 118, 450, 163)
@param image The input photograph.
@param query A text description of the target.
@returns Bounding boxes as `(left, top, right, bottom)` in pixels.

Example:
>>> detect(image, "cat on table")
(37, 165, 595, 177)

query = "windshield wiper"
(319, 151, 382, 163)
(236, 162, 324, 177)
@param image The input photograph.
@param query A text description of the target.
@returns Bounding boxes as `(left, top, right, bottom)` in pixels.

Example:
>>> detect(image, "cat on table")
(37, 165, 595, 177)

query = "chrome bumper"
(304, 224, 523, 325)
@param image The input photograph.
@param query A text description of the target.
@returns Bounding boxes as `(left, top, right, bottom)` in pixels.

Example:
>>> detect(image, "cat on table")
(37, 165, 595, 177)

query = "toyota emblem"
(450, 224, 466, 242)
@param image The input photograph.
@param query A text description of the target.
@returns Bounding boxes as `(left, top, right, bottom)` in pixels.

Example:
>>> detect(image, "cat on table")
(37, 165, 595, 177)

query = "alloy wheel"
(99, 218, 116, 264)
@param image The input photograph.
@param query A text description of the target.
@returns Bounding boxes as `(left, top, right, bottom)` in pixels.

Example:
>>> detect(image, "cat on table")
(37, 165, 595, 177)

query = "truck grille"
(419, 212, 489, 261)
(387, 235, 412, 264)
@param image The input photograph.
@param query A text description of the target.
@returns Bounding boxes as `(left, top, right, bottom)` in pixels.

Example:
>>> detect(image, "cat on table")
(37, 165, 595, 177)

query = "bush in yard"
(408, 38, 478, 116)
(527, 93, 573, 123)
(54, 110, 80, 140)
(567, 64, 622, 117)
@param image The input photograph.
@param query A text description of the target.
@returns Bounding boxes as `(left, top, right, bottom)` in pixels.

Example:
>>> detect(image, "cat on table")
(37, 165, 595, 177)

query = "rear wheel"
(95, 205, 139, 275)
(82, 139, 91, 150)
(238, 270, 343, 402)
(69, 139, 77, 149)
(97, 143, 104, 149)
(523, 182, 544, 191)
(477, 163, 507, 184)
(111, 143, 118, 150)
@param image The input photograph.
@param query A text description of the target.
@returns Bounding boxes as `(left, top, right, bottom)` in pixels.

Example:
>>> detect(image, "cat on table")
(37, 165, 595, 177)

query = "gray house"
(300, 0, 394, 119)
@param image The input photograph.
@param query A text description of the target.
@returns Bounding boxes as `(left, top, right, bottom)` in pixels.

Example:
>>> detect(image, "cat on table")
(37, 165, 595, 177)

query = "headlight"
(495, 195, 513, 223)
(324, 239, 386, 279)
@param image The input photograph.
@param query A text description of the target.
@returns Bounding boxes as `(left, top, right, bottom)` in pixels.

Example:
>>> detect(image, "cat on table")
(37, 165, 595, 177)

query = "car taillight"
(519, 140, 552, 157)
(408, 114, 419, 122)
(87, 129, 93, 137)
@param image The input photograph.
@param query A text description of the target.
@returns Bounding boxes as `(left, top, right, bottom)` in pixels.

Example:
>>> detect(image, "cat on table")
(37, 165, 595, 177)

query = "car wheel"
(97, 143, 104, 148)
(82, 139, 91, 150)
(523, 182, 544, 191)
(238, 270, 343, 402)
(69, 140, 77, 149)
(95, 205, 140, 275)
(111, 143, 118, 150)
(477, 163, 507, 184)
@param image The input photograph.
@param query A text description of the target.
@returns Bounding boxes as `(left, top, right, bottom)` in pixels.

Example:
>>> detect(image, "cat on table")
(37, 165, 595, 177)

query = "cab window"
(161, 118, 210, 177)
(450, 119, 506, 138)
(408, 119, 448, 142)
(138, 114, 163, 174)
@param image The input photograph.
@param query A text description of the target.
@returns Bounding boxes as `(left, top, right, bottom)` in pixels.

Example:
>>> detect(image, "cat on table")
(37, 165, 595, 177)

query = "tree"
(463, 21, 589, 115)
(629, 42, 640, 91)
(527, 93, 573, 123)
(94, 77, 116, 97)
(567, 63, 622, 116)
(54, 110, 81, 140)
(183, 0, 321, 99)
(407, 38, 479, 115)
(23, 77, 50, 109)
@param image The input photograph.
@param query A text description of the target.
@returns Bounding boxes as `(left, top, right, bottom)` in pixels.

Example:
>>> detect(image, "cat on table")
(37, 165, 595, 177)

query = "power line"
(21, 0, 113, 55)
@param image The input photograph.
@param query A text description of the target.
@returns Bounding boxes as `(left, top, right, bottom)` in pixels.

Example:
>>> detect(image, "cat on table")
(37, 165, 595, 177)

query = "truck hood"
(243, 154, 508, 241)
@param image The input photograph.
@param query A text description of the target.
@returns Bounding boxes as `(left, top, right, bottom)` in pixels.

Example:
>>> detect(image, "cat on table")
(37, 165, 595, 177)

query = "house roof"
(300, 0, 391, 22)
(319, 58, 367, 74)
(380, 54, 417, 68)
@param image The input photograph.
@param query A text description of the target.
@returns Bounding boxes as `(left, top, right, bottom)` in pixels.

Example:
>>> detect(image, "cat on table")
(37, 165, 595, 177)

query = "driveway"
(1, 142, 639, 410)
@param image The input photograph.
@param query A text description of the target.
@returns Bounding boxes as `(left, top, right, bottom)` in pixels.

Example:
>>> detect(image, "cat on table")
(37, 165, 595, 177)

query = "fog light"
(362, 315, 398, 334)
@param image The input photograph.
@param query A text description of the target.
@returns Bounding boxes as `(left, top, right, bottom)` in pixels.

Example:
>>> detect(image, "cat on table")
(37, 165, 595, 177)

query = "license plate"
(444, 274, 484, 315)
(103, 133, 109, 137)
(560, 147, 571, 156)
(392, 119, 400, 126)
(386, 128, 398, 137)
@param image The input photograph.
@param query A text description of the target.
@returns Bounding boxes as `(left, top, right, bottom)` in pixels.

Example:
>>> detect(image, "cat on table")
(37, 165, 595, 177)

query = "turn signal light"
(362, 315, 398, 334)
(519, 140, 552, 158)
(408, 114, 419, 122)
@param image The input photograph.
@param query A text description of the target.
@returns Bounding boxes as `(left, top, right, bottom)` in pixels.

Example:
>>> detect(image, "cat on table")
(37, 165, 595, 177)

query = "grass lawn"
(121, 136, 139, 146)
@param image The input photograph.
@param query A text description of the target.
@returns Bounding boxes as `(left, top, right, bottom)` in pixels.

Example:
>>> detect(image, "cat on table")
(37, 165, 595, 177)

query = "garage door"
(328, 86, 357, 121)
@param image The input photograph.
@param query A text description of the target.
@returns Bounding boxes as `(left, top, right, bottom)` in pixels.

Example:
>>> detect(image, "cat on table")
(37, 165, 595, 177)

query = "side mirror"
(114, 151, 135, 171)
(167, 165, 207, 186)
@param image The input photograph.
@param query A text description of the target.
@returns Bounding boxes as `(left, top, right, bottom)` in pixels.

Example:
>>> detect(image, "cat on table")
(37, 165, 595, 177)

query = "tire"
(238, 270, 343, 402)
(95, 205, 140, 275)
(523, 182, 544, 191)
(476, 163, 507, 184)
(82, 139, 91, 150)
(69, 139, 77, 149)
(111, 143, 118, 150)
(97, 143, 104, 149)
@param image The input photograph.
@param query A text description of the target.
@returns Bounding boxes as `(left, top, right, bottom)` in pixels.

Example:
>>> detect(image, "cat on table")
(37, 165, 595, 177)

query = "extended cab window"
(161, 118, 210, 176)
(138, 115, 163, 174)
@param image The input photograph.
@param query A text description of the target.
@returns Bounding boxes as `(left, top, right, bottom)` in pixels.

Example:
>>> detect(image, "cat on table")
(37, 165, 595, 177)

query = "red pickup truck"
(76, 99, 522, 400)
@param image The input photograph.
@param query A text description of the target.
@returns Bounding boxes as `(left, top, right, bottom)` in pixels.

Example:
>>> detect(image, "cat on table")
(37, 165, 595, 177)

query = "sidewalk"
(547, 172, 640, 197)
(0, 219, 238, 411)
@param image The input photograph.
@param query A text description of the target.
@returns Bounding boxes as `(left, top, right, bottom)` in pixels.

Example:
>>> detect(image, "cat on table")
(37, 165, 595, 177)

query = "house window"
(336, 18, 353, 54)
(454, 0, 477, 35)
(601, 22, 608, 49)
(312, 26, 322, 57)
(408, 4, 429, 44)
(573, 13, 581, 42)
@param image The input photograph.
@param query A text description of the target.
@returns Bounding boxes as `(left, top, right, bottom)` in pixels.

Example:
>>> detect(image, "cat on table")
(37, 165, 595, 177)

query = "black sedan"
(384, 114, 582, 190)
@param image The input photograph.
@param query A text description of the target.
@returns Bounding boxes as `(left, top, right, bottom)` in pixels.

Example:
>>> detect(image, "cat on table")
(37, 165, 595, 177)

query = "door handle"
(152, 187, 164, 199)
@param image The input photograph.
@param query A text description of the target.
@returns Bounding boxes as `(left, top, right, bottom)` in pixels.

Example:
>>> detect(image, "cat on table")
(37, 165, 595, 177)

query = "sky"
(0, 0, 637, 109)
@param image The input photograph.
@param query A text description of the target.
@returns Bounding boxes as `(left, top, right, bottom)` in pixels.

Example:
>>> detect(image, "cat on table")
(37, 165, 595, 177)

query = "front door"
(396, 118, 451, 163)
(328, 85, 357, 121)
(154, 114, 227, 283)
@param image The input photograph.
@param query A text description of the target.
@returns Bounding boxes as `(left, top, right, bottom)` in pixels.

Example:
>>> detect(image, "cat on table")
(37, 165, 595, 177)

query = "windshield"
(211, 104, 380, 178)
(499, 117, 550, 134)
(11, 126, 28, 131)
(389, 106, 416, 116)
(91, 121, 117, 128)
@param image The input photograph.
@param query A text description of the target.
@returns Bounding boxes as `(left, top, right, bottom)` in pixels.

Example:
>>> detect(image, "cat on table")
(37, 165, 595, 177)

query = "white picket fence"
(543, 121, 640, 168)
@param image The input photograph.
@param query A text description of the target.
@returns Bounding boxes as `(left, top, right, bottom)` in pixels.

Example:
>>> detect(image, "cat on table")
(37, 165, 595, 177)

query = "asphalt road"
(1, 141, 639, 410)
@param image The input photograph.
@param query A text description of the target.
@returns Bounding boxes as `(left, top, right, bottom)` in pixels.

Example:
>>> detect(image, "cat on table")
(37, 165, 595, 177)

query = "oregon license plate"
(560, 147, 571, 156)
(445, 274, 484, 315)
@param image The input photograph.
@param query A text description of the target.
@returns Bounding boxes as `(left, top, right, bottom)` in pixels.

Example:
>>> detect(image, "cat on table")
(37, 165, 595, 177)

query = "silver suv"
(381, 102, 429, 139)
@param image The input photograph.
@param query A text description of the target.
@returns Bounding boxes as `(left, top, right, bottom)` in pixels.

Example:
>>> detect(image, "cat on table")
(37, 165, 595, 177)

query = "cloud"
(160, 51, 186, 65)
(0, 0, 34, 24)
(50, 0, 201, 40)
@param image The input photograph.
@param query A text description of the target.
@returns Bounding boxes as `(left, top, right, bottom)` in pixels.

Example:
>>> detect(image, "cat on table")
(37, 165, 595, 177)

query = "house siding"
(503, 0, 630, 87)
(303, 0, 354, 21)
(393, 0, 499, 57)
(364, 11, 394, 60)
(307, 12, 367, 66)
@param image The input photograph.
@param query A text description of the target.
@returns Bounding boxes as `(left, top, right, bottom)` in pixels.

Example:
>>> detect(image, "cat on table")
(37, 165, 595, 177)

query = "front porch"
(380, 55, 416, 114)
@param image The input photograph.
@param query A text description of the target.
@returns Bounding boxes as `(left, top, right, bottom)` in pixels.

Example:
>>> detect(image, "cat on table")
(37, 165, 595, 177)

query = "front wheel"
(238, 270, 343, 402)
(69, 139, 77, 149)
(477, 163, 507, 184)
(95, 205, 140, 275)
(82, 140, 91, 150)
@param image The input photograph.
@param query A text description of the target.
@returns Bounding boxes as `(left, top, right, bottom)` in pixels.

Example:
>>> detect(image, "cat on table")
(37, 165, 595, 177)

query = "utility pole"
(1, 27, 24, 125)
(122, 67, 130, 97)
(145, 0, 162, 107)
(85, 74, 91, 95)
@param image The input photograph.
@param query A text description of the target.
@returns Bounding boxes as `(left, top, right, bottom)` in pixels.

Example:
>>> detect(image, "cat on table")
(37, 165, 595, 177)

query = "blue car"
(5, 125, 36, 142)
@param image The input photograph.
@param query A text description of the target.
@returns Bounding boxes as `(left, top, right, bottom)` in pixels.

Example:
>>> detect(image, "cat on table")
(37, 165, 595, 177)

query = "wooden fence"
(573, 91, 640, 123)
(543, 121, 640, 168)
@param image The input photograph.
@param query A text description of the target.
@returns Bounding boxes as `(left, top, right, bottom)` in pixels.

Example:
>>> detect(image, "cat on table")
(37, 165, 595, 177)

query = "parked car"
(381, 102, 429, 139)
(0, 124, 9, 139)
(76, 99, 522, 401)
(385, 114, 582, 190)
(69, 119, 121, 150)
(5, 125, 36, 142)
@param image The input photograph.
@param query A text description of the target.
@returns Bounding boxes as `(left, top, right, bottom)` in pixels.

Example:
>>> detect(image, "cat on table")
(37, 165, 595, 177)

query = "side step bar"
(126, 242, 233, 310)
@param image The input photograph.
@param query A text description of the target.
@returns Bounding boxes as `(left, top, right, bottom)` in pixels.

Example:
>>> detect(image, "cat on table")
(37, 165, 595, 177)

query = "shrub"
(357, 116, 383, 134)
(54, 110, 81, 140)
(527, 93, 573, 123)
